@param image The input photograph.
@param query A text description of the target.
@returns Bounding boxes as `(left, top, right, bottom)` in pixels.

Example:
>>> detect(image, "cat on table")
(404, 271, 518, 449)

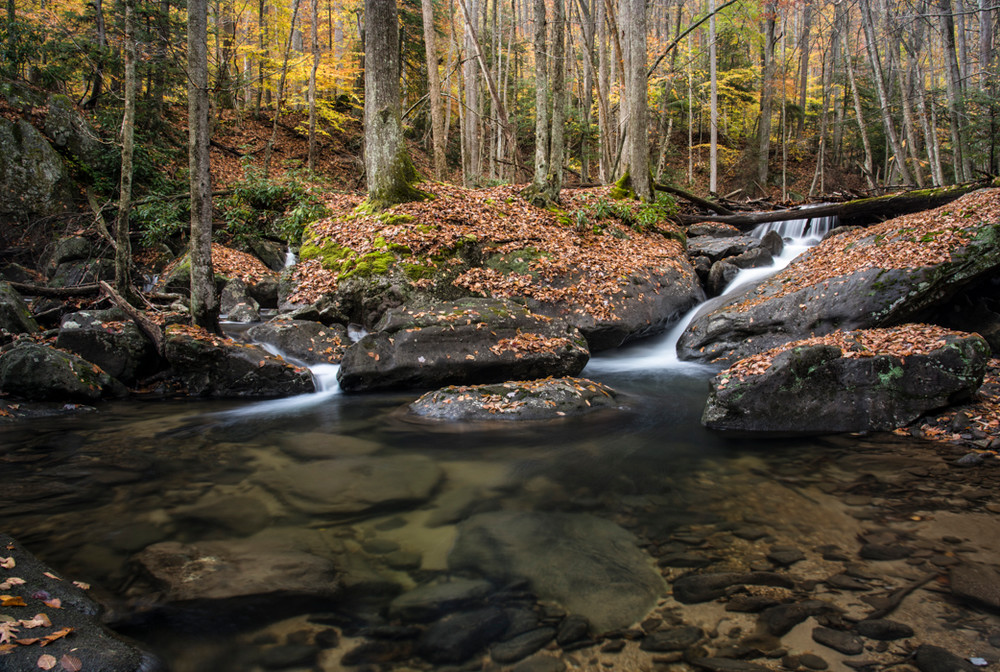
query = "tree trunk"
(757, 2, 776, 191)
(116, 0, 137, 302)
(625, 0, 650, 199)
(364, 0, 423, 209)
(548, 0, 566, 196)
(256, 0, 267, 112)
(939, 0, 971, 182)
(462, 0, 481, 184)
(596, 0, 611, 181)
(981, 0, 994, 86)
(530, 0, 549, 191)
(86, 0, 107, 107)
(308, 0, 320, 171)
(708, 0, 718, 193)
(263, 0, 302, 175)
(187, 0, 220, 332)
(421, 0, 446, 179)
(795, 0, 812, 139)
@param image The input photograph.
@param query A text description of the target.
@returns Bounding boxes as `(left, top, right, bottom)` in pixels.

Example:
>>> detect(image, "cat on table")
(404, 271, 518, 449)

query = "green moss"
(609, 171, 635, 200)
(485, 247, 550, 276)
(877, 365, 904, 387)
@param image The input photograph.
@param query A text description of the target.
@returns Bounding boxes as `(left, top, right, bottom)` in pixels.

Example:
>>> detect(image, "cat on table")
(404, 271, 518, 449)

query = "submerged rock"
(163, 325, 314, 397)
(448, 511, 665, 632)
(338, 298, 590, 393)
(0, 343, 127, 401)
(246, 319, 349, 364)
(0, 533, 158, 671)
(254, 455, 443, 516)
(702, 326, 989, 433)
(679, 189, 1000, 364)
(409, 377, 621, 421)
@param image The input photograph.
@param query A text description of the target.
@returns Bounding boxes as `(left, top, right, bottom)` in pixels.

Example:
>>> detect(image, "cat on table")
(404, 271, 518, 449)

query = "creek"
(1, 215, 992, 671)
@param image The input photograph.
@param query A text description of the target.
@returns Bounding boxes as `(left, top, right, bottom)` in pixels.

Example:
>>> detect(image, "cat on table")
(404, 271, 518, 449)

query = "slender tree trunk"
(859, 0, 912, 184)
(844, 42, 874, 187)
(256, 0, 267, 112)
(308, 0, 320, 171)
(795, 0, 812, 139)
(708, 0, 718, 193)
(116, 0, 137, 301)
(757, 2, 776, 190)
(421, 0, 446, 179)
(188, 0, 220, 332)
(462, 0, 481, 184)
(87, 0, 107, 107)
(548, 0, 566, 196)
(578, 0, 596, 182)
(597, 0, 611, 181)
(530, 0, 549, 191)
(981, 0, 994, 85)
(263, 0, 302, 175)
(625, 0, 650, 199)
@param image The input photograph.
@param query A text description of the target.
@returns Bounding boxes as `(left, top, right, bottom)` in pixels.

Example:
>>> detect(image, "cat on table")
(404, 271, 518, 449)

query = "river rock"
(337, 298, 590, 393)
(758, 600, 840, 636)
(855, 618, 914, 640)
(811, 626, 863, 655)
(388, 577, 494, 622)
(948, 562, 1000, 610)
(0, 533, 158, 672)
(221, 278, 260, 322)
(133, 537, 340, 604)
(708, 260, 740, 297)
(639, 625, 704, 651)
(687, 224, 742, 238)
(163, 325, 314, 397)
(246, 319, 349, 364)
(913, 644, 979, 672)
(687, 236, 758, 262)
(0, 117, 75, 226)
(671, 572, 794, 604)
(679, 189, 1000, 364)
(702, 328, 989, 433)
(57, 310, 159, 385)
(409, 377, 621, 421)
(417, 607, 509, 664)
(491, 627, 556, 663)
(254, 455, 443, 516)
(0, 343, 127, 401)
(448, 511, 665, 632)
(0, 281, 39, 334)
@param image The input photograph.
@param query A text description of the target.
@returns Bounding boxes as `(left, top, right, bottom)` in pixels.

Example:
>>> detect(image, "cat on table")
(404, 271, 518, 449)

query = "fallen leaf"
(37, 654, 57, 670)
(42, 599, 62, 609)
(0, 557, 14, 569)
(59, 654, 82, 672)
(71, 581, 89, 591)
(0, 621, 18, 644)
(41, 572, 61, 581)
(39, 627, 73, 646)
(0, 577, 25, 590)
(20, 614, 52, 629)
(1, 595, 27, 607)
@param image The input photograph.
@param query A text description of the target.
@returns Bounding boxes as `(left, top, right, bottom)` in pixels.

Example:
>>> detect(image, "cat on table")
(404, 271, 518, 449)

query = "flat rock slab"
(338, 298, 590, 393)
(949, 562, 1000, 610)
(702, 327, 989, 433)
(0, 533, 155, 671)
(133, 537, 340, 603)
(254, 455, 443, 516)
(246, 319, 349, 365)
(448, 511, 665, 632)
(389, 578, 494, 622)
(671, 571, 794, 604)
(409, 377, 621, 421)
(679, 189, 1000, 364)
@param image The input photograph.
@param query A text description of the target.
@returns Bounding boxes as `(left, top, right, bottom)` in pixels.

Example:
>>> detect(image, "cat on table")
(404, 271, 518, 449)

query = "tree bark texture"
(421, 0, 447, 179)
(115, 0, 136, 301)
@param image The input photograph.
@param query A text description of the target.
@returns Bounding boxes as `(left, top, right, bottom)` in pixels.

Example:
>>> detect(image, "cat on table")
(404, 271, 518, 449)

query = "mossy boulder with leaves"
(0, 282, 40, 335)
(0, 343, 127, 401)
(0, 118, 76, 226)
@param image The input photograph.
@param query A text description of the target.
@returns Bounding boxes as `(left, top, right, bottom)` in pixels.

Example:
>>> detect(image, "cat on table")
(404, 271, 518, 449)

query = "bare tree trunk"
(844, 45, 874, 187)
(625, 0, 650, 199)
(256, 0, 267, 112)
(530, 0, 549, 191)
(548, 0, 566, 195)
(85, 0, 107, 107)
(795, 0, 812, 139)
(981, 0, 994, 85)
(263, 0, 302, 175)
(859, 0, 912, 184)
(462, 0, 481, 184)
(708, 0, 718, 193)
(420, 0, 446, 178)
(757, 2, 776, 190)
(116, 0, 137, 302)
(597, 0, 611, 181)
(188, 0, 220, 332)
(308, 0, 320, 171)
(578, 0, 596, 182)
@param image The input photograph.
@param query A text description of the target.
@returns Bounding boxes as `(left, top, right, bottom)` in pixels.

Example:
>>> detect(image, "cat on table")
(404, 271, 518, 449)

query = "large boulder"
(679, 189, 1000, 364)
(56, 310, 159, 385)
(0, 343, 127, 401)
(254, 454, 443, 516)
(448, 511, 666, 632)
(409, 377, 622, 421)
(0, 118, 75, 226)
(163, 325, 314, 397)
(337, 298, 590, 393)
(43, 93, 110, 168)
(0, 282, 39, 334)
(246, 319, 349, 364)
(0, 533, 158, 672)
(702, 325, 990, 433)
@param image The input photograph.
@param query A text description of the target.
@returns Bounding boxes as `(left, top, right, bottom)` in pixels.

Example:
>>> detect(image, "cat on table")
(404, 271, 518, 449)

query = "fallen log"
(7, 282, 100, 297)
(654, 182, 735, 216)
(678, 182, 986, 229)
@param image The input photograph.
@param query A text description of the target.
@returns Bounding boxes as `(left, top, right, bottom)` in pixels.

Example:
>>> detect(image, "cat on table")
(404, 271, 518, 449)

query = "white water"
(284, 249, 297, 268)
(584, 214, 836, 376)
(217, 344, 341, 417)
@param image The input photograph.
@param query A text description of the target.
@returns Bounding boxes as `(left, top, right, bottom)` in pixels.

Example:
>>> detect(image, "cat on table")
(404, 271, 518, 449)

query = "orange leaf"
(42, 599, 62, 609)
(37, 654, 57, 670)
(1, 595, 27, 607)
(59, 654, 82, 672)
(39, 627, 73, 646)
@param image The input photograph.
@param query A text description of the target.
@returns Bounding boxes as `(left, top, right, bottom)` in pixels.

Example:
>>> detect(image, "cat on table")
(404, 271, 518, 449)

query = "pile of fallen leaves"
(489, 331, 578, 358)
(717, 324, 962, 386)
(424, 377, 614, 415)
(157, 243, 275, 288)
(735, 189, 1000, 313)
(289, 183, 690, 322)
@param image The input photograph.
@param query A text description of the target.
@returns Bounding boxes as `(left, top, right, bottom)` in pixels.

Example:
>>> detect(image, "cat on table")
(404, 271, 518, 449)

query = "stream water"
(5, 215, 985, 671)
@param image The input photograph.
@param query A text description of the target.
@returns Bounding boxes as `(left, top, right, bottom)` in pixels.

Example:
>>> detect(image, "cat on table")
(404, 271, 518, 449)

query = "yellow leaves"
(0, 577, 25, 590)
(0, 557, 14, 569)
(1, 595, 27, 607)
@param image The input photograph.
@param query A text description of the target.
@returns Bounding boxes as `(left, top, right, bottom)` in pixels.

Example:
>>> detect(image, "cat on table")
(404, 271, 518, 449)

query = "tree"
(624, 0, 650, 200)
(421, 0, 447, 179)
(115, 0, 137, 302)
(708, 0, 718, 194)
(364, 0, 425, 209)
(756, 1, 776, 191)
(308, 0, 320, 172)
(188, 0, 220, 332)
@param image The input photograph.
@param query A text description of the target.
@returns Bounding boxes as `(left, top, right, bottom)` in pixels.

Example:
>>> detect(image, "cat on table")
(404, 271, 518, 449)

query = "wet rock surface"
(246, 318, 350, 364)
(0, 342, 128, 401)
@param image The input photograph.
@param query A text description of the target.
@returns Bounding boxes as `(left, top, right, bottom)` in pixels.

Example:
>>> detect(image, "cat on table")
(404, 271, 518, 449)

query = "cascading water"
(285, 248, 298, 268)
(217, 343, 341, 417)
(584, 214, 837, 375)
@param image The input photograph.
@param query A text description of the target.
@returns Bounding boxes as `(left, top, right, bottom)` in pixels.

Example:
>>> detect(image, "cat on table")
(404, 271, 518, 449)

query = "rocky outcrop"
(679, 189, 1000, 364)
(0, 282, 39, 334)
(43, 94, 110, 168)
(337, 298, 590, 393)
(702, 326, 989, 433)
(0, 534, 158, 672)
(246, 319, 349, 364)
(448, 511, 665, 632)
(56, 309, 159, 385)
(0, 118, 75, 226)
(409, 377, 621, 421)
(0, 343, 127, 401)
(220, 278, 261, 322)
(163, 325, 314, 397)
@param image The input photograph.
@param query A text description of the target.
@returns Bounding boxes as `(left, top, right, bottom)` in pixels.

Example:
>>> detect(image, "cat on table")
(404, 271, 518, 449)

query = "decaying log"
(654, 182, 735, 216)
(7, 282, 100, 297)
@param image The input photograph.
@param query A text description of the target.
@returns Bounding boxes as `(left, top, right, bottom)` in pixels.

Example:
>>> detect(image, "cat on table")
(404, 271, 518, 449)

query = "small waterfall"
(585, 213, 838, 375)
(284, 249, 297, 268)
(217, 344, 341, 417)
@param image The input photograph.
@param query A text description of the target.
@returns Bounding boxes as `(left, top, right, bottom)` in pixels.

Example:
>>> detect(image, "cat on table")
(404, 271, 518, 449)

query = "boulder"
(0, 534, 158, 672)
(57, 310, 159, 385)
(448, 511, 666, 632)
(163, 325, 314, 397)
(389, 578, 495, 622)
(707, 261, 740, 297)
(246, 319, 349, 364)
(337, 298, 590, 393)
(687, 223, 742, 238)
(679, 189, 1000, 364)
(248, 238, 289, 271)
(0, 281, 39, 334)
(0, 118, 75, 226)
(43, 93, 110, 167)
(702, 326, 989, 433)
(0, 343, 127, 401)
(417, 607, 509, 664)
(687, 236, 757, 263)
(253, 454, 443, 516)
(45, 235, 92, 270)
(409, 377, 622, 421)
(220, 278, 260, 320)
(133, 537, 340, 603)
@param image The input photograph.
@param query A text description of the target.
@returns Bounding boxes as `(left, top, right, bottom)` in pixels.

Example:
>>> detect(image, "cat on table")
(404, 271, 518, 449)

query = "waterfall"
(216, 344, 341, 417)
(284, 249, 297, 268)
(584, 214, 838, 375)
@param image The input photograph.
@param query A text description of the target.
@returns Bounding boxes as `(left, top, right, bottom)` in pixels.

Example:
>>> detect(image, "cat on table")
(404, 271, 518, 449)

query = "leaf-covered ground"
(289, 183, 690, 322)
(735, 188, 1000, 313)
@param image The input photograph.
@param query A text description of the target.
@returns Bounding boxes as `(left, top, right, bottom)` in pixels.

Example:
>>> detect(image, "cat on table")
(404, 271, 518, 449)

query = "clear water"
(1, 215, 928, 670)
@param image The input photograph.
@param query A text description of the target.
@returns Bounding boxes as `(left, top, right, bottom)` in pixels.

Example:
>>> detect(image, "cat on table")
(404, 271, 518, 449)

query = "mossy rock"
(0, 343, 127, 401)
(0, 282, 40, 334)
